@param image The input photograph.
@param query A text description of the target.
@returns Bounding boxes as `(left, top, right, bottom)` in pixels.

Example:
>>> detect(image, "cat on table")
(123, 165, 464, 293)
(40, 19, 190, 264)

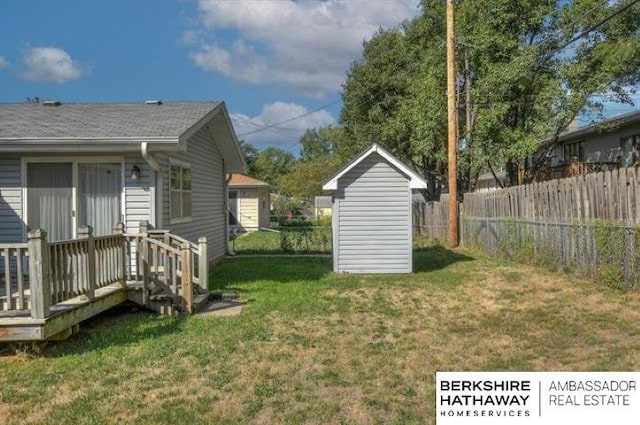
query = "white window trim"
(169, 159, 192, 224)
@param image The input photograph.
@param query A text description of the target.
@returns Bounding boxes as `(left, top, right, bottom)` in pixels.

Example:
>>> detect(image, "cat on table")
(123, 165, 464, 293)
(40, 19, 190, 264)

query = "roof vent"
(43, 101, 62, 107)
(145, 100, 163, 105)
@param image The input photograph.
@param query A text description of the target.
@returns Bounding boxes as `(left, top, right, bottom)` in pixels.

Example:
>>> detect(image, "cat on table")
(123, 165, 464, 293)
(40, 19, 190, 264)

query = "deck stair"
(0, 222, 210, 342)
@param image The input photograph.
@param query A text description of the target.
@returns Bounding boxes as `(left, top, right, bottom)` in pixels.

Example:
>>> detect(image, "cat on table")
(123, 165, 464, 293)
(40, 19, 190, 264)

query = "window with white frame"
(170, 163, 192, 221)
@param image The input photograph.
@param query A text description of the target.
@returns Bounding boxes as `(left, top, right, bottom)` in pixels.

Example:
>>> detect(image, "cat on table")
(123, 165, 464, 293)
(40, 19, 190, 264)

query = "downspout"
(141, 142, 161, 173)
(141, 142, 162, 228)
(224, 167, 234, 255)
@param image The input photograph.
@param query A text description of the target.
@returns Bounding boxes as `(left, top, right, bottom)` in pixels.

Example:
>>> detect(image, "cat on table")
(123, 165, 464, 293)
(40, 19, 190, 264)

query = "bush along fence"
(278, 225, 332, 254)
(414, 167, 640, 289)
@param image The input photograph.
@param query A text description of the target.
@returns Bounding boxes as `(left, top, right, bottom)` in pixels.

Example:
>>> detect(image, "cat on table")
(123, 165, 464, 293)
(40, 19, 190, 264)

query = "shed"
(322, 144, 427, 273)
(227, 173, 271, 232)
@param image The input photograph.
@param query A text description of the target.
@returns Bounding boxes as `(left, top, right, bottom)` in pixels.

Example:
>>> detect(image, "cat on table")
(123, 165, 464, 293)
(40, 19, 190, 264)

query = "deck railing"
(0, 243, 29, 311)
(145, 226, 208, 291)
(0, 222, 207, 319)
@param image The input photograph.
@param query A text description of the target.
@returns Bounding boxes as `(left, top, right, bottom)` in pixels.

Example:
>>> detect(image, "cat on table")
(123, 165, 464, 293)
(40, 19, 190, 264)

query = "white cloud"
(188, 0, 420, 98)
(231, 101, 336, 149)
(20, 47, 87, 84)
(0, 56, 8, 68)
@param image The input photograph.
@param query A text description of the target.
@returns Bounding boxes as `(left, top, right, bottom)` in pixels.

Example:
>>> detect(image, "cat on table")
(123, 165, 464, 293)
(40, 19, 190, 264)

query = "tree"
(339, 0, 640, 195)
(299, 126, 342, 162)
(340, 16, 448, 200)
(278, 155, 342, 199)
(251, 147, 295, 188)
(238, 140, 259, 176)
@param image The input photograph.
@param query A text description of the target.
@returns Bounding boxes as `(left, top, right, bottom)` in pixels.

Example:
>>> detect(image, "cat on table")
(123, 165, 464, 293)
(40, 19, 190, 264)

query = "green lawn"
(232, 228, 332, 255)
(1, 246, 640, 424)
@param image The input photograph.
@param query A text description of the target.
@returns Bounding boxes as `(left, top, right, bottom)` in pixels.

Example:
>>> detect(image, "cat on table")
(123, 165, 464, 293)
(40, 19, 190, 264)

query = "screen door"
(27, 162, 73, 242)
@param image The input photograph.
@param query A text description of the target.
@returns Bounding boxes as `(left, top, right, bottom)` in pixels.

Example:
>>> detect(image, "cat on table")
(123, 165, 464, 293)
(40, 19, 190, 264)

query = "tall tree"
(238, 140, 259, 176)
(278, 155, 342, 199)
(251, 147, 295, 188)
(299, 126, 342, 162)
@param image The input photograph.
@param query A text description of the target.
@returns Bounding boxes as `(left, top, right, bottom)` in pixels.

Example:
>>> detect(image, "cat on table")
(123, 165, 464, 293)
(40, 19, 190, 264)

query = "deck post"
(139, 221, 150, 306)
(28, 229, 51, 320)
(139, 220, 149, 235)
(78, 226, 96, 300)
(198, 236, 208, 291)
(113, 223, 126, 287)
(181, 242, 193, 314)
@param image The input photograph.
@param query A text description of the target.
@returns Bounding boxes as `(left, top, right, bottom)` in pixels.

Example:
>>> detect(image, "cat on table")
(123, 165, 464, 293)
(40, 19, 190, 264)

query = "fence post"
(28, 229, 51, 319)
(181, 242, 193, 314)
(114, 222, 126, 287)
(198, 236, 208, 291)
(78, 226, 96, 300)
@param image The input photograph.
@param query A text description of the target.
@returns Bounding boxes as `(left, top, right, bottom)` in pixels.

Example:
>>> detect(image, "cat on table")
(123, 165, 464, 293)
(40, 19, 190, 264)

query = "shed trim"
(322, 143, 427, 190)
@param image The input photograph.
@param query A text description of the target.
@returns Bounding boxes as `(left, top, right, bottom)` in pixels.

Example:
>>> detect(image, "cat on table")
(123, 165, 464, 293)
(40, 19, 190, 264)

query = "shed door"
(27, 162, 73, 242)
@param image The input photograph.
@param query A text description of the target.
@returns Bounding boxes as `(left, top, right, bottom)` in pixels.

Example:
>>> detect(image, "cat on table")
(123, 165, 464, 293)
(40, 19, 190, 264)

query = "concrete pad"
(197, 301, 244, 317)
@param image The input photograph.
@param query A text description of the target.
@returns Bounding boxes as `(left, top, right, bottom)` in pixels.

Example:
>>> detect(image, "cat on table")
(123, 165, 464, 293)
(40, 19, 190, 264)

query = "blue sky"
(0, 0, 420, 152)
(1, 0, 636, 153)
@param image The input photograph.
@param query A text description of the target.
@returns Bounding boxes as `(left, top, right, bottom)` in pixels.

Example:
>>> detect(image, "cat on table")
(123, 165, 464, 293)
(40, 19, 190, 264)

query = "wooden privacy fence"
(413, 198, 449, 240)
(0, 222, 207, 319)
(460, 167, 640, 288)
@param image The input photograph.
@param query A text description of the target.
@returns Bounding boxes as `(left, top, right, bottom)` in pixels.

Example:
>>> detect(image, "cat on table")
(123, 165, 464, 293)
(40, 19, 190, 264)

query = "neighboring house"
(0, 101, 245, 263)
(537, 110, 640, 180)
(476, 110, 640, 188)
(227, 173, 271, 232)
(323, 143, 427, 274)
(314, 195, 333, 218)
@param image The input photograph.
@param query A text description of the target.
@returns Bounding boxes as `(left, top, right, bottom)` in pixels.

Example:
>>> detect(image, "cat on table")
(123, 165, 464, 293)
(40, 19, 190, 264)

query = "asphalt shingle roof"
(228, 173, 271, 187)
(0, 101, 222, 139)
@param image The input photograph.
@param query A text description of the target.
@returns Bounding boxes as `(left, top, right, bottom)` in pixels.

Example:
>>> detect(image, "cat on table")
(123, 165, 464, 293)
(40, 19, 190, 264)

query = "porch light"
(130, 165, 141, 180)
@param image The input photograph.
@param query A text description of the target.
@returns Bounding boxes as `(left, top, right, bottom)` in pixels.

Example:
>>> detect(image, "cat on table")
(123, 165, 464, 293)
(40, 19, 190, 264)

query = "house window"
(563, 141, 584, 162)
(621, 134, 640, 167)
(170, 164, 191, 221)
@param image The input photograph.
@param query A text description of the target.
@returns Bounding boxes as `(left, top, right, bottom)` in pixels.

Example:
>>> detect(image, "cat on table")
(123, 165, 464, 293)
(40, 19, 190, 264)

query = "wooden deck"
(0, 222, 210, 342)
(0, 284, 127, 341)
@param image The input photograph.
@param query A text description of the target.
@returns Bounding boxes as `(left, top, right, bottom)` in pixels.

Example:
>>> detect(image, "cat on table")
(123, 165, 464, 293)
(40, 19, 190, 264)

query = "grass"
(1, 245, 640, 424)
(231, 230, 283, 254)
(232, 228, 332, 255)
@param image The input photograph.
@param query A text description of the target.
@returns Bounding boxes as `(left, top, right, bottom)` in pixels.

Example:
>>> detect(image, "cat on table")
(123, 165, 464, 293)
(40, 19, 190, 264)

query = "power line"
(237, 99, 341, 137)
(553, 0, 640, 53)
(232, 115, 301, 131)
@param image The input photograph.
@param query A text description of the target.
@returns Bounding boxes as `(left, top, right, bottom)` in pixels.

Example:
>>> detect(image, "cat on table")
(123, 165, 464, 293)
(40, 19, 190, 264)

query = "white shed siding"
(159, 125, 227, 262)
(0, 157, 24, 243)
(124, 156, 153, 233)
(334, 152, 411, 273)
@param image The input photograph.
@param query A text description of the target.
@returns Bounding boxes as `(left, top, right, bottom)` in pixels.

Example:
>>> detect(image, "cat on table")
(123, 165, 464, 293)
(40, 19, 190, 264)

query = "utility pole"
(446, 0, 459, 247)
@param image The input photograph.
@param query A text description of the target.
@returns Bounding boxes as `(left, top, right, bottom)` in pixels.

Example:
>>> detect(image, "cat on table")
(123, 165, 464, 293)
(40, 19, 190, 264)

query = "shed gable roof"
(322, 143, 427, 190)
(228, 173, 271, 187)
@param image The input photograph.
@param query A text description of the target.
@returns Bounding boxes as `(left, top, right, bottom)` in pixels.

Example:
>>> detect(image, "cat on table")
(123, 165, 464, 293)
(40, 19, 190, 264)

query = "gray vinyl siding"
(159, 125, 227, 263)
(124, 156, 153, 233)
(334, 152, 411, 273)
(0, 157, 24, 243)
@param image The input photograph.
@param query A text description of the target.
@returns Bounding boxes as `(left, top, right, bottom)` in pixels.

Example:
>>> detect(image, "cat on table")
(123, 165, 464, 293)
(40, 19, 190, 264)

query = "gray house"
(323, 144, 427, 274)
(0, 101, 245, 263)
